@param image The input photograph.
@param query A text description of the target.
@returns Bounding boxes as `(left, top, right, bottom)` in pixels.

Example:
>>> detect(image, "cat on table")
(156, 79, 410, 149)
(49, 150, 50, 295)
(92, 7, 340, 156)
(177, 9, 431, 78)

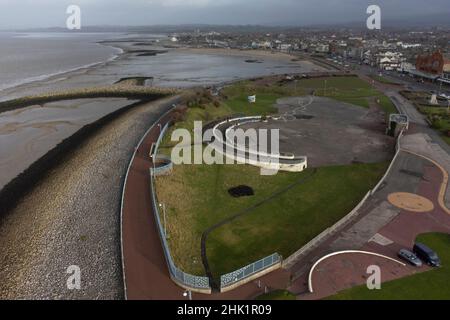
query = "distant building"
(416, 50, 450, 75)
(315, 43, 330, 54)
(278, 43, 292, 51)
(414, 50, 450, 84)
(400, 62, 415, 73)
(377, 51, 404, 71)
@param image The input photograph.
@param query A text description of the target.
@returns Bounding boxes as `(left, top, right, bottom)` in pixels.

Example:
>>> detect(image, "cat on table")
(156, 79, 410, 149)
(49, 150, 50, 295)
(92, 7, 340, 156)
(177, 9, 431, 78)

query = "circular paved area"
(388, 192, 434, 213)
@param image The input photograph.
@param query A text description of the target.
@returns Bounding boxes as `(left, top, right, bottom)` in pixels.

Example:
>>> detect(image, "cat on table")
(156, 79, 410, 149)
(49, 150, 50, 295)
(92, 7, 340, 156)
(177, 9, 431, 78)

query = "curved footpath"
(0, 96, 180, 299)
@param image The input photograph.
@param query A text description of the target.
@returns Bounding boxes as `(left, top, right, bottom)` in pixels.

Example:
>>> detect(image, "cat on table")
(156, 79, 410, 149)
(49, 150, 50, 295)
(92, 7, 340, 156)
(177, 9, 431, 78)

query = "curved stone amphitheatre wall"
(211, 116, 308, 172)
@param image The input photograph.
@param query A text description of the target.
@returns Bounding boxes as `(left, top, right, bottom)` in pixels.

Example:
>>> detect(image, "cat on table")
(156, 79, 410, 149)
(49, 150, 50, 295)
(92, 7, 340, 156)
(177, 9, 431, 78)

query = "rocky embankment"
(0, 96, 178, 299)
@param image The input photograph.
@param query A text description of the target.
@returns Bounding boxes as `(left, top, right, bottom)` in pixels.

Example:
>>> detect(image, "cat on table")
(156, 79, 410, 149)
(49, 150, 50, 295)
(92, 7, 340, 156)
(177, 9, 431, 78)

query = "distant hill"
(8, 13, 450, 33)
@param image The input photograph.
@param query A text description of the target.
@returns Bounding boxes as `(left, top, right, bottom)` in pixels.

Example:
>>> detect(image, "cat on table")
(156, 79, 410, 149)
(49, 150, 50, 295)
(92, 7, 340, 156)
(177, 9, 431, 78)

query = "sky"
(0, 0, 449, 29)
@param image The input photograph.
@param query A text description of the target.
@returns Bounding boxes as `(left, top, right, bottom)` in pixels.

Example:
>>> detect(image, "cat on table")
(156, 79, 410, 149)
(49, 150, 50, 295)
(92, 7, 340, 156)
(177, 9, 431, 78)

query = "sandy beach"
(179, 47, 295, 59)
(177, 47, 314, 64)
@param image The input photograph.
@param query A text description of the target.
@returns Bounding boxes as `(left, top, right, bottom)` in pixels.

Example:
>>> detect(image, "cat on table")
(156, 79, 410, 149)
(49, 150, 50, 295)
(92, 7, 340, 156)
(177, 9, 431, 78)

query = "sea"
(0, 32, 122, 92)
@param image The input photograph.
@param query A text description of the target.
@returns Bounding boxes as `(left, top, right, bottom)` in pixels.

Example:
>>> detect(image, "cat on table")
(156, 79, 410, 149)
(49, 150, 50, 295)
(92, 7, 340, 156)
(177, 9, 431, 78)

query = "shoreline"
(0, 40, 127, 98)
(0, 41, 327, 103)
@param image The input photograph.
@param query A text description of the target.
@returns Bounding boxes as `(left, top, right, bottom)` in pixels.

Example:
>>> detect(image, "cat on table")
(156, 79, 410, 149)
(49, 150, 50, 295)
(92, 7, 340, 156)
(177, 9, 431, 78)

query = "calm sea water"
(0, 32, 122, 92)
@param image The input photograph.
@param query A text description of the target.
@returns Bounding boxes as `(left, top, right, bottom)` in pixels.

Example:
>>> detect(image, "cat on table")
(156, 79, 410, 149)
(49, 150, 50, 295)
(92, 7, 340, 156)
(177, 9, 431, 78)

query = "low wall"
(212, 116, 308, 172)
(150, 121, 212, 294)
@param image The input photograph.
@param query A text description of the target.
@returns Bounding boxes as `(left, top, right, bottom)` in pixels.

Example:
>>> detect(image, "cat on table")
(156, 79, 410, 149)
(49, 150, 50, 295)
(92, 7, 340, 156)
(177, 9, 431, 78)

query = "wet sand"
(0, 98, 138, 190)
(179, 47, 307, 63)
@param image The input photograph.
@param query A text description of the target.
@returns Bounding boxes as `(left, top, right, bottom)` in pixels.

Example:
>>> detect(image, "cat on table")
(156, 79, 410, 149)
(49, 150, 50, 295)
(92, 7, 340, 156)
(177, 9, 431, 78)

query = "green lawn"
(220, 80, 286, 116)
(294, 76, 396, 111)
(328, 233, 450, 300)
(218, 76, 397, 113)
(377, 95, 398, 115)
(156, 160, 387, 278)
(204, 162, 387, 278)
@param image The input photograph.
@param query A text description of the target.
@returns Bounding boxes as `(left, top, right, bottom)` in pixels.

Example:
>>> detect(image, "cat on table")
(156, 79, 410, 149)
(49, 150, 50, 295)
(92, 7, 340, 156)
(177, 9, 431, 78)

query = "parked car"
(398, 249, 422, 267)
(413, 243, 441, 267)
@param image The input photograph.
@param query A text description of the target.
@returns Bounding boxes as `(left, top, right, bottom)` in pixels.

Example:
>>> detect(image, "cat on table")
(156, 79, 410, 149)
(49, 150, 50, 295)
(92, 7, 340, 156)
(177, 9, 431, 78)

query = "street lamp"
(159, 203, 167, 238)
(183, 290, 192, 300)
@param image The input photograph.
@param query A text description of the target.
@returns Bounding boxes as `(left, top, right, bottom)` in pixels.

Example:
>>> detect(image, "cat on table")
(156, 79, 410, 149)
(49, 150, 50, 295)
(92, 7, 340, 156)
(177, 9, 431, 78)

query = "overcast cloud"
(0, 0, 449, 29)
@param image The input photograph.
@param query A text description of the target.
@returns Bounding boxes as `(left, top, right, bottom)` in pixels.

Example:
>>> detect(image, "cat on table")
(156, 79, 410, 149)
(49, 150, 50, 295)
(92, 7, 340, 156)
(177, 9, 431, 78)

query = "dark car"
(398, 249, 422, 267)
(413, 243, 441, 267)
